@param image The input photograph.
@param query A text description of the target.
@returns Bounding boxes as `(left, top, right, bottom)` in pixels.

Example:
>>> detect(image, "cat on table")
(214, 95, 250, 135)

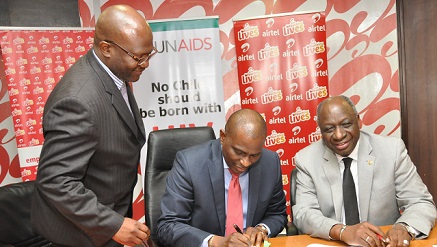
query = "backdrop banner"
(1, 29, 94, 181)
(233, 12, 329, 218)
(1, 17, 225, 222)
(135, 17, 225, 137)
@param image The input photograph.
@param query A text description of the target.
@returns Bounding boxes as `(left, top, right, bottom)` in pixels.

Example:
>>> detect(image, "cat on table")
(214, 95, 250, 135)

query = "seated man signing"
(157, 109, 287, 247)
(293, 95, 436, 247)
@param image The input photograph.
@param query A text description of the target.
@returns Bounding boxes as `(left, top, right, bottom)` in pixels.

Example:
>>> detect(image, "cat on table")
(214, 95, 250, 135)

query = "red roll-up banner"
(1, 29, 94, 181)
(233, 12, 329, 218)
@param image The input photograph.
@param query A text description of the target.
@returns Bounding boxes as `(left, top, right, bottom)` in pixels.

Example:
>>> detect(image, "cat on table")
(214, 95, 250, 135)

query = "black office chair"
(0, 181, 51, 247)
(286, 168, 299, 236)
(144, 126, 216, 243)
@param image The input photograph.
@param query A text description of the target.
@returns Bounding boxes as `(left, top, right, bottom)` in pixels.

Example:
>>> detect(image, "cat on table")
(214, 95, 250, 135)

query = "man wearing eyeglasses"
(31, 5, 155, 247)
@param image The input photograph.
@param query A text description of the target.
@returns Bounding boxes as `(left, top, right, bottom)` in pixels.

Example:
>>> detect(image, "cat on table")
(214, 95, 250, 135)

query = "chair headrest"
(146, 126, 216, 171)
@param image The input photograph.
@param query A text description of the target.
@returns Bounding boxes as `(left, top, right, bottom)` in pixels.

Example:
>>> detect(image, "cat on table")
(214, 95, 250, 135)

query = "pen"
(377, 234, 388, 244)
(233, 223, 244, 234)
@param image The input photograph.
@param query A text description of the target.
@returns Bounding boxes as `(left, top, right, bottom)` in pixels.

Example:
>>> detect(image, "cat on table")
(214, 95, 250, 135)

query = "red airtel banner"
(0, 28, 157, 221)
(1, 29, 94, 181)
(233, 12, 329, 218)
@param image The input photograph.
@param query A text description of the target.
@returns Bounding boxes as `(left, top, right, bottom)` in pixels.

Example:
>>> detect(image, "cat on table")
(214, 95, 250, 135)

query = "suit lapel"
(322, 149, 343, 221)
(247, 160, 261, 227)
(108, 82, 140, 143)
(322, 133, 376, 223)
(88, 52, 145, 145)
(208, 140, 226, 235)
(125, 83, 146, 144)
(357, 134, 375, 222)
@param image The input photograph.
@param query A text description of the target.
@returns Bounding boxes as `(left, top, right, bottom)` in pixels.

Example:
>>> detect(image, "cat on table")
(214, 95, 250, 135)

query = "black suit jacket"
(31, 49, 146, 246)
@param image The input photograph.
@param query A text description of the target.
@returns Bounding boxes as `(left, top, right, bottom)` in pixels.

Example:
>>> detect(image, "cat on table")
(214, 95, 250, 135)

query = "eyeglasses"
(104, 40, 158, 66)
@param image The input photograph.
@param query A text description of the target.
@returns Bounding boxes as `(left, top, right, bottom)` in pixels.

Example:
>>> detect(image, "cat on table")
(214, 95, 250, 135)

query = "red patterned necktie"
(225, 169, 243, 235)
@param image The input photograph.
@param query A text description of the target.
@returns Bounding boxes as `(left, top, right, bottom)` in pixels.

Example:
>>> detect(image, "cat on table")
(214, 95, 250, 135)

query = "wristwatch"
(395, 222, 417, 240)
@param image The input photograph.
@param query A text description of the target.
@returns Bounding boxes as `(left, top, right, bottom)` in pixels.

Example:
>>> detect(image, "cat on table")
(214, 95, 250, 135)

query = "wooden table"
(144, 224, 437, 246)
(269, 225, 437, 246)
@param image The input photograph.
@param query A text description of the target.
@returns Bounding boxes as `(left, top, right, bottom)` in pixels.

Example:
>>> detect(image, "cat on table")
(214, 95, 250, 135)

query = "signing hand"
(244, 226, 268, 247)
(209, 233, 251, 247)
(385, 224, 413, 247)
(112, 217, 150, 246)
(340, 222, 387, 247)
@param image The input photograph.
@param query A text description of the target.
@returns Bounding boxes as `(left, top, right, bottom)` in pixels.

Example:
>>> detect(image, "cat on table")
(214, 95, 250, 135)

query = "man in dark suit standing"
(157, 109, 287, 247)
(31, 5, 156, 246)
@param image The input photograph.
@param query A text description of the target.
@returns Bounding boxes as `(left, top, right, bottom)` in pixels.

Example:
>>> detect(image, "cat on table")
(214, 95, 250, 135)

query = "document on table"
(264, 240, 271, 247)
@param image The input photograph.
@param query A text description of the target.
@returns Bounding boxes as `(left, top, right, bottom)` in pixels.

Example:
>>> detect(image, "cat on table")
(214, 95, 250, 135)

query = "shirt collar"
(335, 140, 360, 163)
(222, 154, 249, 176)
(92, 49, 124, 90)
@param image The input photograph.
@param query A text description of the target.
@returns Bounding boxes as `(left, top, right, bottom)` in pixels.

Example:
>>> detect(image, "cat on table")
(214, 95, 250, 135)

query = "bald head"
(316, 95, 358, 125)
(92, 5, 154, 82)
(94, 5, 152, 47)
(221, 109, 267, 174)
(225, 109, 267, 139)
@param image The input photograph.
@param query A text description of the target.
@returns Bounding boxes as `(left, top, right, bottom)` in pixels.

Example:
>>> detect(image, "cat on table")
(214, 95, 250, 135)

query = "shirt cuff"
(201, 234, 214, 247)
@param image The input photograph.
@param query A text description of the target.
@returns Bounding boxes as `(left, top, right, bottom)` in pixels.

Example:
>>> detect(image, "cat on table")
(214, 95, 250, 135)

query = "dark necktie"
(225, 169, 243, 235)
(343, 157, 360, 225)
